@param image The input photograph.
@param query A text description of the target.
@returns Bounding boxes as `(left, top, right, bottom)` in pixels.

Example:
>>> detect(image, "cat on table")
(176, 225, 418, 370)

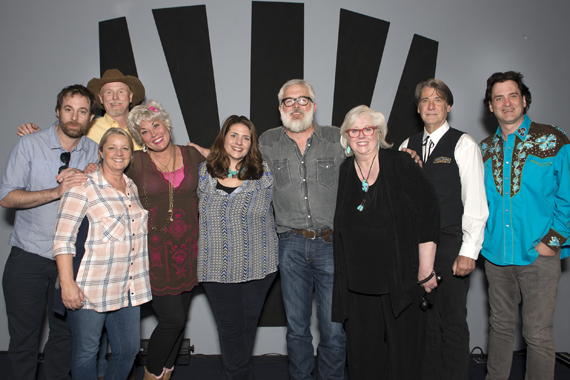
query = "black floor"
(2, 352, 570, 379)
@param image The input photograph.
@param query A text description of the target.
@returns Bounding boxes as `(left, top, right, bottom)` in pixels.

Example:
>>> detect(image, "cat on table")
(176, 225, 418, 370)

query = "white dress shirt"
(399, 121, 488, 260)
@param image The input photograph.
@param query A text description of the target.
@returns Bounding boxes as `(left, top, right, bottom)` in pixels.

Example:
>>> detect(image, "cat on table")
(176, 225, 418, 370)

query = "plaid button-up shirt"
(53, 169, 151, 312)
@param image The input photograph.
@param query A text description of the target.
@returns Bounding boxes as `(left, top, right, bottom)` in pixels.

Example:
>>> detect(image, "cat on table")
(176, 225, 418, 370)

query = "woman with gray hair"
(332, 105, 441, 379)
(126, 100, 204, 380)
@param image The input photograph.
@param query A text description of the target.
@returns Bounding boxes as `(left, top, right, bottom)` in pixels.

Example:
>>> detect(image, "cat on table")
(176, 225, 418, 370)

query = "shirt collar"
(49, 121, 92, 153)
(103, 113, 120, 127)
(278, 121, 322, 142)
(423, 120, 450, 145)
(92, 167, 134, 190)
(493, 114, 532, 143)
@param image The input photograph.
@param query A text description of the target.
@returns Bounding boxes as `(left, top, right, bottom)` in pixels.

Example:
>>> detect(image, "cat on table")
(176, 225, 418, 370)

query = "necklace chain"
(143, 144, 176, 231)
(355, 153, 377, 211)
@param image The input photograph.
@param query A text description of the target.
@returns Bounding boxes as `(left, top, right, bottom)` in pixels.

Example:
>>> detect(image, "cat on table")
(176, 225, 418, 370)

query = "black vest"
(408, 128, 464, 228)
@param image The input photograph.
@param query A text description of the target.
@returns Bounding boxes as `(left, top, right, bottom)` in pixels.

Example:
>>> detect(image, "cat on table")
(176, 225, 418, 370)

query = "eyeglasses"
(58, 152, 71, 174)
(346, 126, 377, 138)
(281, 96, 313, 107)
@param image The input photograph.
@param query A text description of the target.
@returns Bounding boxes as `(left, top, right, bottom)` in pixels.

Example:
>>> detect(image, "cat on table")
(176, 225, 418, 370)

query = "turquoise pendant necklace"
(355, 153, 377, 211)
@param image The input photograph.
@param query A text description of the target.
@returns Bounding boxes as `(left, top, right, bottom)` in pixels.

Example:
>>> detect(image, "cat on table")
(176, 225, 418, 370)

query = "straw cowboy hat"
(87, 69, 145, 109)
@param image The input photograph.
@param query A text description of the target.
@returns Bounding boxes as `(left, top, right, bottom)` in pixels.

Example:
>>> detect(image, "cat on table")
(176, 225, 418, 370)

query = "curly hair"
(206, 115, 264, 180)
(126, 100, 173, 146)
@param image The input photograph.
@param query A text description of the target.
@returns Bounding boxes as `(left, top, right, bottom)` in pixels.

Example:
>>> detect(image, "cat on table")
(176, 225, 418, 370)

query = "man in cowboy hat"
(17, 69, 145, 150)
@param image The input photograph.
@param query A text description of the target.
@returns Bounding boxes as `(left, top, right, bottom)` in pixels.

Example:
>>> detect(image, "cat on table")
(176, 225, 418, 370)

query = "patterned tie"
(422, 136, 434, 163)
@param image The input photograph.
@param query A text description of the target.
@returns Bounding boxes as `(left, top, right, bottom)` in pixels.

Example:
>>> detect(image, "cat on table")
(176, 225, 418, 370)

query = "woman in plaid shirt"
(54, 128, 152, 380)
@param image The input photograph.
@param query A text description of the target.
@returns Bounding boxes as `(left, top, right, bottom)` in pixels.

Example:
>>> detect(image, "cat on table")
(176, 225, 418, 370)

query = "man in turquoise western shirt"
(479, 71, 570, 380)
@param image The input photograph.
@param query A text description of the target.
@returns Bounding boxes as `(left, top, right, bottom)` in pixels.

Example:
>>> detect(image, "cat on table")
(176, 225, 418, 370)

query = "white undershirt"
(400, 121, 489, 260)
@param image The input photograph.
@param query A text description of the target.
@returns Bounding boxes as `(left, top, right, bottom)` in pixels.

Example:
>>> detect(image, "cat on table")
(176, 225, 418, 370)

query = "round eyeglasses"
(281, 96, 313, 107)
(346, 126, 378, 138)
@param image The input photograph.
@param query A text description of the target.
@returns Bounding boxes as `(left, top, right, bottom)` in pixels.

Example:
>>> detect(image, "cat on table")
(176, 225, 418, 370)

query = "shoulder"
(180, 144, 205, 166)
(259, 127, 285, 146)
(317, 124, 341, 143)
(530, 122, 570, 144)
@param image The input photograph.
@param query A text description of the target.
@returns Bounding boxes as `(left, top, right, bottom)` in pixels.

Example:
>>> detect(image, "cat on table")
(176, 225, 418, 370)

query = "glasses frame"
(281, 96, 313, 107)
(58, 152, 71, 174)
(346, 126, 378, 138)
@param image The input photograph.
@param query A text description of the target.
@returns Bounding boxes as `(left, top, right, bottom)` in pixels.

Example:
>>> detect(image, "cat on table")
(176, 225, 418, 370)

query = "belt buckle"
(305, 229, 317, 240)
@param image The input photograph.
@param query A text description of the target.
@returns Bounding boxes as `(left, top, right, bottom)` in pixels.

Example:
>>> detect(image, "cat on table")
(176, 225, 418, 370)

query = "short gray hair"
(277, 79, 317, 105)
(126, 100, 173, 146)
(339, 105, 392, 156)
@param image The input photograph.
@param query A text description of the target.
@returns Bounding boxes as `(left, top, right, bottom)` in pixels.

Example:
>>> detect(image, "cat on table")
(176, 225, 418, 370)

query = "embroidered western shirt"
(479, 115, 570, 265)
(53, 169, 151, 311)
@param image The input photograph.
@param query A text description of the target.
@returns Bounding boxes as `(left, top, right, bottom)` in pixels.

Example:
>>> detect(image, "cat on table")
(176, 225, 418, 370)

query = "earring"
(142, 144, 147, 153)
(378, 141, 380, 150)
(346, 146, 351, 155)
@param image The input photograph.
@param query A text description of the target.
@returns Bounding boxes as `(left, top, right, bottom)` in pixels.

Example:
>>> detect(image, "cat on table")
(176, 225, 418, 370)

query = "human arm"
(418, 241, 438, 292)
(398, 138, 422, 167)
(187, 142, 210, 158)
(55, 254, 85, 310)
(453, 134, 489, 276)
(1, 168, 88, 209)
(16, 123, 41, 136)
(538, 142, 570, 256)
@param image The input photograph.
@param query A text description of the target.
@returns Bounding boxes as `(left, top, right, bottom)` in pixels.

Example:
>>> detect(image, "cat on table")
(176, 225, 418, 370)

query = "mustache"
(288, 107, 305, 116)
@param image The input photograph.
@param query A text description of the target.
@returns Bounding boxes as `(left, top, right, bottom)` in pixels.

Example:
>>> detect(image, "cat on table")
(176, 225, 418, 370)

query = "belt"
(293, 229, 333, 242)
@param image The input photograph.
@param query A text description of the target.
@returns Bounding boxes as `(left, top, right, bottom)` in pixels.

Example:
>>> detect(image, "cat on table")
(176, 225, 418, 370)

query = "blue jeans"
(67, 299, 140, 380)
(278, 231, 346, 380)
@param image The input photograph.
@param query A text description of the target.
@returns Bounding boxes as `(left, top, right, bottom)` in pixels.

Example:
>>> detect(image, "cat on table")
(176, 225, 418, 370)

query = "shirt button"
(303, 179, 306, 182)
(506, 161, 509, 164)
(304, 197, 307, 200)
(308, 215, 311, 218)
(506, 224, 510, 227)
(301, 161, 304, 164)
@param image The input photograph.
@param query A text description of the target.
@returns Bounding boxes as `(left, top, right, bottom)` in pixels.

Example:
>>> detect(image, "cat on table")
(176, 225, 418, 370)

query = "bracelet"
(417, 271, 435, 285)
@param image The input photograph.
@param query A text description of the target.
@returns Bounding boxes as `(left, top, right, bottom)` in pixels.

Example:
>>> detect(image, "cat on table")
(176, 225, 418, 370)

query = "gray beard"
(281, 109, 314, 133)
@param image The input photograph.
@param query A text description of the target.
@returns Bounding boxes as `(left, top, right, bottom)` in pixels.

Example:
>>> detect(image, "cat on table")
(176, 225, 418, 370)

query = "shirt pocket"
(101, 215, 126, 242)
(272, 159, 291, 188)
(316, 158, 336, 187)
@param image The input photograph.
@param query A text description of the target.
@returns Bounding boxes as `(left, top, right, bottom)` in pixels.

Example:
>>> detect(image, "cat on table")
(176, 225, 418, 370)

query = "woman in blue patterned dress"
(197, 115, 278, 380)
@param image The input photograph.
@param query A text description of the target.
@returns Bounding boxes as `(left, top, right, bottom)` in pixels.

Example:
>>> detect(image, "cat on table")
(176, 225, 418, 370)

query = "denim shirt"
(479, 115, 570, 265)
(0, 123, 99, 259)
(259, 122, 345, 233)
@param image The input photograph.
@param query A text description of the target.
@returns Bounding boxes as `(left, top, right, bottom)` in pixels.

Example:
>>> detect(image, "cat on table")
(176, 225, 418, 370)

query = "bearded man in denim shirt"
(259, 79, 346, 380)
(480, 71, 570, 380)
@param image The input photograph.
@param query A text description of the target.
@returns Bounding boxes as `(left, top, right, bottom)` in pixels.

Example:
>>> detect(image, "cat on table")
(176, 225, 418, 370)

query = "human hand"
(418, 270, 438, 293)
(536, 242, 556, 256)
(188, 142, 210, 158)
(55, 168, 88, 197)
(61, 281, 85, 310)
(401, 148, 422, 167)
(452, 256, 476, 276)
(17, 123, 40, 137)
(83, 163, 98, 174)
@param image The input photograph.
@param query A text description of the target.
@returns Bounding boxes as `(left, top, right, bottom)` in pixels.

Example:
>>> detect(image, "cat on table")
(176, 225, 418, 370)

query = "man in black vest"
(400, 78, 488, 380)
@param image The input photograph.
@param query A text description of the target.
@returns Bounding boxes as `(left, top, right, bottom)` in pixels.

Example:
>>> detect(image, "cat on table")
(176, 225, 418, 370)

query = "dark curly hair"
(484, 71, 532, 114)
(206, 115, 264, 180)
(55, 84, 96, 117)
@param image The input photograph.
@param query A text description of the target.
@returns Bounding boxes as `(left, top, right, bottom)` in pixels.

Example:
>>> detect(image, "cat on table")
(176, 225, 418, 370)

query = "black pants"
(422, 226, 470, 380)
(146, 291, 193, 376)
(202, 273, 277, 380)
(2, 247, 72, 380)
(345, 287, 426, 380)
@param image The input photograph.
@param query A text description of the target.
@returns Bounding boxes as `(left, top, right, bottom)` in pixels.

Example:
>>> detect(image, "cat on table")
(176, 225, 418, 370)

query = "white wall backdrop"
(0, 0, 569, 355)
